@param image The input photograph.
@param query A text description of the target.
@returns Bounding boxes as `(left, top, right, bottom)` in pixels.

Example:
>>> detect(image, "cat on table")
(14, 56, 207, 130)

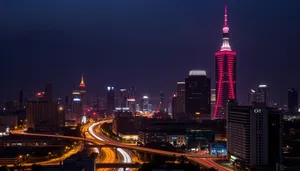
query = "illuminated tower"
(214, 6, 237, 118)
(79, 74, 86, 110)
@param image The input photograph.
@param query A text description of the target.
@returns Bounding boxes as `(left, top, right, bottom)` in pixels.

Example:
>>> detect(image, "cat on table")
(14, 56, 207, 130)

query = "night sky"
(0, 0, 299, 105)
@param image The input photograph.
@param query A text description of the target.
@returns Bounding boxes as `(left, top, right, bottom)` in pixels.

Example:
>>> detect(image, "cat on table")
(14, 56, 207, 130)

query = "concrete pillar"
(150, 153, 154, 161)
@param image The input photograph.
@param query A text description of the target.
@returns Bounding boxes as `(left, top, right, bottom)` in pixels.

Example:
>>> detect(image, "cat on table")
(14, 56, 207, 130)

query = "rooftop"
(188, 70, 206, 76)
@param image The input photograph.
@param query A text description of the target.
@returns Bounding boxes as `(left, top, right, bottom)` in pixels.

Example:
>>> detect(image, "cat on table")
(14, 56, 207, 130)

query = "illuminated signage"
(195, 112, 200, 115)
(127, 98, 136, 102)
(73, 98, 81, 102)
(254, 109, 262, 114)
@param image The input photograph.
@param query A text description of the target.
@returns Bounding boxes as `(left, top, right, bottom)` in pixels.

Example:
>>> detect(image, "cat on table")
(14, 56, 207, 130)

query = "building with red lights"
(79, 74, 86, 110)
(214, 6, 237, 119)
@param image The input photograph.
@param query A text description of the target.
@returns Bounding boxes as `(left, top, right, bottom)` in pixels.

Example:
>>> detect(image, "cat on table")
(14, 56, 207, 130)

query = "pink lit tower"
(214, 6, 237, 118)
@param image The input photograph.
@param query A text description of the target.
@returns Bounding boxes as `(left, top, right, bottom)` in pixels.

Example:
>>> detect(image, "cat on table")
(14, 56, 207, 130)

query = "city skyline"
(1, 1, 300, 105)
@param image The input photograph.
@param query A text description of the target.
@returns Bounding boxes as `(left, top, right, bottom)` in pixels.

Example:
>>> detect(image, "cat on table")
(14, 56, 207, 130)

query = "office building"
(45, 83, 53, 102)
(177, 82, 186, 113)
(159, 92, 165, 111)
(106, 86, 115, 113)
(69, 90, 82, 122)
(79, 74, 86, 110)
(214, 6, 237, 119)
(127, 98, 136, 113)
(19, 89, 23, 110)
(288, 88, 298, 113)
(129, 85, 136, 99)
(256, 84, 268, 105)
(211, 89, 216, 118)
(248, 89, 256, 105)
(185, 70, 211, 120)
(119, 89, 128, 108)
(141, 96, 149, 112)
(227, 102, 282, 169)
(26, 101, 64, 131)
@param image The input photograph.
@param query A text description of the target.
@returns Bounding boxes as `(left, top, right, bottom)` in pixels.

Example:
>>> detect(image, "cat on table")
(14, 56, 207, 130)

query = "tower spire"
(220, 5, 231, 51)
(79, 73, 86, 88)
(224, 5, 228, 26)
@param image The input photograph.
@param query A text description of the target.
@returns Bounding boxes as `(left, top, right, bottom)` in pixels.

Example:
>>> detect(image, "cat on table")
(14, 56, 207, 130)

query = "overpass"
(96, 162, 140, 168)
(11, 132, 214, 159)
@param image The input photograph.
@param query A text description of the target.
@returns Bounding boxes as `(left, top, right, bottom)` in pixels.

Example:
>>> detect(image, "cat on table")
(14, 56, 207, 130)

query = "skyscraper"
(45, 83, 53, 102)
(159, 92, 165, 111)
(211, 89, 216, 118)
(79, 74, 86, 110)
(19, 89, 23, 110)
(288, 88, 298, 113)
(248, 89, 256, 105)
(176, 82, 186, 113)
(106, 86, 115, 113)
(256, 84, 268, 105)
(227, 102, 282, 169)
(185, 70, 211, 119)
(119, 89, 128, 108)
(214, 6, 237, 119)
(141, 96, 149, 112)
(129, 85, 136, 99)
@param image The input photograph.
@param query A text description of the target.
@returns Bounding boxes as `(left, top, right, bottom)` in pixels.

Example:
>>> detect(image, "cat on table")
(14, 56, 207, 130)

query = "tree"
(31, 164, 43, 171)
(0, 165, 8, 171)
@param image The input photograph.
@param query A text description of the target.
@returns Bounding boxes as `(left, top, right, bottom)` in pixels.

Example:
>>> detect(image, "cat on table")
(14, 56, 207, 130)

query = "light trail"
(89, 123, 104, 141)
(117, 148, 131, 171)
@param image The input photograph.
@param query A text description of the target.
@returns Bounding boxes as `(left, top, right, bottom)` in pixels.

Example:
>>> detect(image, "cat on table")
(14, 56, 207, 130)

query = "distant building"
(248, 89, 256, 105)
(227, 102, 282, 169)
(159, 92, 165, 111)
(69, 90, 82, 123)
(141, 96, 149, 112)
(19, 89, 24, 110)
(45, 83, 53, 102)
(211, 89, 216, 119)
(256, 84, 269, 105)
(26, 101, 64, 131)
(185, 70, 211, 120)
(79, 74, 87, 110)
(288, 88, 298, 113)
(172, 82, 186, 119)
(119, 89, 128, 108)
(106, 86, 115, 113)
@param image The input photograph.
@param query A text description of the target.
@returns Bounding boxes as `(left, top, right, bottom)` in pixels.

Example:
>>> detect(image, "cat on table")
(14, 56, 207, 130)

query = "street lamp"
(25, 154, 29, 163)
(48, 152, 52, 160)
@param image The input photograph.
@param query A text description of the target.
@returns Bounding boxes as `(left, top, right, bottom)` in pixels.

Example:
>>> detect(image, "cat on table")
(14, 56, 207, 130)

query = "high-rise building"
(19, 89, 23, 110)
(248, 89, 256, 105)
(256, 84, 268, 105)
(214, 6, 237, 119)
(44, 83, 53, 102)
(211, 89, 216, 118)
(79, 74, 86, 110)
(141, 96, 149, 112)
(185, 70, 211, 119)
(119, 89, 128, 108)
(227, 102, 282, 169)
(129, 85, 136, 99)
(288, 88, 298, 113)
(69, 90, 82, 122)
(106, 86, 115, 113)
(27, 101, 64, 131)
(159, 92, 165, 111)
(176, 82, 186, 113)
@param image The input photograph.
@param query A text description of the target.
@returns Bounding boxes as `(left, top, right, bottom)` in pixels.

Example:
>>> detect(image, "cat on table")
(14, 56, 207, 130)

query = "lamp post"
(25, 154, 29, 163)
(48, 152, 52, 160)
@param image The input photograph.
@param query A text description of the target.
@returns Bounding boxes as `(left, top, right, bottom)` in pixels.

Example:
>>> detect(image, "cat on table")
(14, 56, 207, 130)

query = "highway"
(88, 121, 134, 171)
(11, 121, 231, 171)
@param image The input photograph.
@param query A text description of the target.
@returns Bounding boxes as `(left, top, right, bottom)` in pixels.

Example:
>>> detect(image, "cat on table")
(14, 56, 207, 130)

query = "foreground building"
(227, 102, 282, 169)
